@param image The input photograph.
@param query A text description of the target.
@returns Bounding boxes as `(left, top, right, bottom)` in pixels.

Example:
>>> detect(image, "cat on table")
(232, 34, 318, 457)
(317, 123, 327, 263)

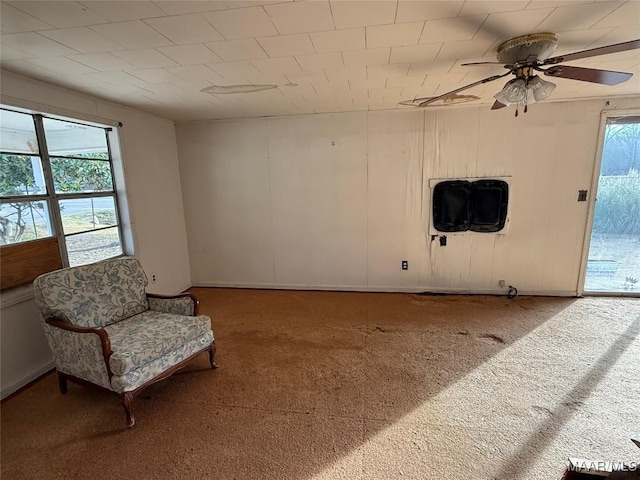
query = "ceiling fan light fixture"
(494, 78, 527, 105)
(528, 75, 556, 101)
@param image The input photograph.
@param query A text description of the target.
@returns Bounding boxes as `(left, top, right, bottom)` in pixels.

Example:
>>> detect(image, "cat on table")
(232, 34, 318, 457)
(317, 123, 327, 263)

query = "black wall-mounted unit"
(432, 180, 472, 232)
(433, 179, 509, 233)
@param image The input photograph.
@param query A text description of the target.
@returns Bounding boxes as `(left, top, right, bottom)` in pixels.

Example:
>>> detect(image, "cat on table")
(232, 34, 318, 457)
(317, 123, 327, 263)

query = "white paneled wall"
(177, 96, 640, 295)
(267, 113, 368, 287)
(178, 118, 275, 285)
(367, 110, 423, 288)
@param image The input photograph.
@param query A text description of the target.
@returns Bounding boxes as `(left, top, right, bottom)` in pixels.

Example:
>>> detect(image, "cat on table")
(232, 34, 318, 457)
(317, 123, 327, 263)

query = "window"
(433, 179, 509, 233)
(0, 107, 124, 280)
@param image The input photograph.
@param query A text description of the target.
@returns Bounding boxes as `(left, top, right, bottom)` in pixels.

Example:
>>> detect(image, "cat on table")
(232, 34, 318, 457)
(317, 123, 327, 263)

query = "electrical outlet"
(499, 280, 506, 288)
(151, 274, 157, 284)
(401, 260, 408, 270)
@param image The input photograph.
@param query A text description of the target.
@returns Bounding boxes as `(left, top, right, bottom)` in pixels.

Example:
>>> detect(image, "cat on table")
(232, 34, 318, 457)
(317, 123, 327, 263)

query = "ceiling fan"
(400, 33, 640, 116)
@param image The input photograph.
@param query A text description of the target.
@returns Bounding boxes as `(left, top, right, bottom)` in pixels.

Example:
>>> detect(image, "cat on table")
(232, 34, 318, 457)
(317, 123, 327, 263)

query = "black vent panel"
(433, 179, 509, 233)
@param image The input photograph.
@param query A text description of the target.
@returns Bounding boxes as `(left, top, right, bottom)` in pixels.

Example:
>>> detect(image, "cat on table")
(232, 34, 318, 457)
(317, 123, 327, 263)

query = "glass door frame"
(577, 108, 640, 297)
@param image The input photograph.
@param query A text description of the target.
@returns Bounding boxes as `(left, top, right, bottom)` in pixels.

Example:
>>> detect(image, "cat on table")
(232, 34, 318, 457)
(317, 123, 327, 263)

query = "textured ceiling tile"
(390, 43, 441, 64)
(385, 74, 426, 88)
(145, 14, 224, 44)
(112, 48, 179, 68)
(87, 70, 144, 85)
(0, 32, 77, 56)
(257, 34, 315, 57)
(205, 6, 277, 40)
(0, 3, 52, 33)
(536, 2, 621, 32)
(479, 8, 555, 41)
(342, 47, 390, 67)
(329, 0, 397, 29)
(152, 1, 229, 16)
(586, 24, 640, 47)
(67, 52, 135, 71)
(593, 1, 640, 28)
(242, 70, 290, 85)
(284, 71, 329, 84)
(39, 27, 124, 54)
(208, 60, 260, 78)
(295, 52, 343, 71)
(407, 58, 457, 75)
(348, 77, 386, 90)
(206, 38, 268, 61)
(165, 65, 222, 82)
(91, 20, 173, 48)
(366, 21, 424, 49)
(553, 28, 614, 53)
(309, 28, 365, 53)
(24, 55, 97, 74)
(250, 56, 301, 74)
(0, 44, 35, 60)
(127, 68, 184, 83)
(458, 1, 530, 16)
(367, 63, 410, 79)
(526, 0, 612, 9)
(7, 1, 108, 28)
(82, 1, 167, 22)
(419, 16, 486, 44)
(395, 1, 464, 23)
(1, 58, 58, 78)
(264, 1, 334, 35)
(436, 39, 497, 62)
(418, 71, 468, 94)
(325, 65, 367, 81)
(3, 0, 638, 121)
(158, 44, 222, 65)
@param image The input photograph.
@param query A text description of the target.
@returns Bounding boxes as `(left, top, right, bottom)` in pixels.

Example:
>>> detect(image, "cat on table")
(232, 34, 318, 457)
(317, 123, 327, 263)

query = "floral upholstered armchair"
(32, 256, 217, 427)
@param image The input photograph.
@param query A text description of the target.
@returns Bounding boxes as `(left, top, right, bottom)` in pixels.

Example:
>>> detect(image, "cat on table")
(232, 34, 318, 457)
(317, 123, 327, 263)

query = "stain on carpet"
(531, 405, 554, 416)
(476, 333, 506, 344)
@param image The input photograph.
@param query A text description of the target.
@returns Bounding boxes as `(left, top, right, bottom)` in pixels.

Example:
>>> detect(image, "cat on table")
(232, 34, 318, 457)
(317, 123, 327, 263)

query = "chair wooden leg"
(57, 372, 68, 394)
(209, 342, 219, 369)
(121, 392, 135, 428)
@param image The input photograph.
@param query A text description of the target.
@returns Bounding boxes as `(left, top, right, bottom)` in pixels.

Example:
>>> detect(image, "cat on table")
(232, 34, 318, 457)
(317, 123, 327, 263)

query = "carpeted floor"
(1, 289, 639, 480)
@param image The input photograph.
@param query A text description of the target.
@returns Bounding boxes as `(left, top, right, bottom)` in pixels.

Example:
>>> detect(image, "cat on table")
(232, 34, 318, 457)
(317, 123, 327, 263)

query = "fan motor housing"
(497, 33, 559, 64)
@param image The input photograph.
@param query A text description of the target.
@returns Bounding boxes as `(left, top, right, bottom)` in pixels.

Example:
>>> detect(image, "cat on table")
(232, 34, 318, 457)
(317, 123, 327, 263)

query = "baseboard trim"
(1, 361, 56, 400)
(192, 282, 578, 297)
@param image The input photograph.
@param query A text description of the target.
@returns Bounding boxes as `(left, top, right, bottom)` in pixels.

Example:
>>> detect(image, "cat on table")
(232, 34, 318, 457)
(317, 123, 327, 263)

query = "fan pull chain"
(515, 105, 518, 117)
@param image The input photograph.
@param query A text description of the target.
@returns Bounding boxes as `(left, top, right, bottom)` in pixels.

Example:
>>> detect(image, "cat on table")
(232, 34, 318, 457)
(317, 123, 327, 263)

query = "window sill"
(0, 284, 35, 309)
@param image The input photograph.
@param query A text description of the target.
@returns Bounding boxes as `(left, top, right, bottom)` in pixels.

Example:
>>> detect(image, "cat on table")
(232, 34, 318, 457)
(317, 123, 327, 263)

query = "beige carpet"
(2, 289, 639, 480)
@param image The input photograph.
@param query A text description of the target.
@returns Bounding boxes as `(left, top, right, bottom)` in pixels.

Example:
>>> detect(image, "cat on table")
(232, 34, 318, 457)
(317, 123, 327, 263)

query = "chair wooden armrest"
(146, 293, 200, 315)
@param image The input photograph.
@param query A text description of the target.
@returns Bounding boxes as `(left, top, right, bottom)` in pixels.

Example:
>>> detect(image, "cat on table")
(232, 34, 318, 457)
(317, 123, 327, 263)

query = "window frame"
(0, 107, 125, 269)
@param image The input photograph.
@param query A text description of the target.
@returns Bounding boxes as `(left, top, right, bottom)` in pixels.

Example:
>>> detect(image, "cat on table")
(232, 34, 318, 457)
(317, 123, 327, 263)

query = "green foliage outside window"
(0, 152, 114, 244)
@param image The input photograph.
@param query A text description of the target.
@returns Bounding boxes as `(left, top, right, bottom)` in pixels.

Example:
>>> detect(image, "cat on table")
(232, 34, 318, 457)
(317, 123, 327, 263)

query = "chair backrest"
(33, 256, 149, 328)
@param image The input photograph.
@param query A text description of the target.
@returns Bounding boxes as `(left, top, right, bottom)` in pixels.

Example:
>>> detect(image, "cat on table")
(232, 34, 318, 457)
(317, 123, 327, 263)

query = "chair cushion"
(110, 332, 214, 393)
(33, 256, 149, 328)
(105, 311, 212, 376)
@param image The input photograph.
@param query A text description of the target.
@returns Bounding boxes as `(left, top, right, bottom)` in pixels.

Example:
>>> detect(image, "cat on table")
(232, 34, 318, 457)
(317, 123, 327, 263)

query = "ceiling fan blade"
(544, 65, 633, 85)
(398, 97, 430, 106)
(418, 71, 511, 107)
(461, 61, 505, 66)
(491, 100, 507, 110)
(544, 39, 640, 65)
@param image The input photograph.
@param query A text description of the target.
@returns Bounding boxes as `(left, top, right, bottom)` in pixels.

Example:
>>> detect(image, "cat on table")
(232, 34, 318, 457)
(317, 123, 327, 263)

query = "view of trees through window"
(0, 108, 123, 267)
(585, 117, 640, 292)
